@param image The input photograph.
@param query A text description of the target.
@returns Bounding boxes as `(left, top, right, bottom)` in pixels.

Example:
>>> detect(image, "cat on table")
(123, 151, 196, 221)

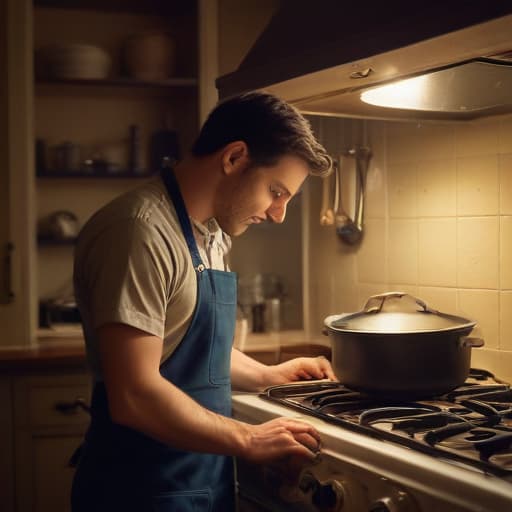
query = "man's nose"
(267, 202, 287, 224)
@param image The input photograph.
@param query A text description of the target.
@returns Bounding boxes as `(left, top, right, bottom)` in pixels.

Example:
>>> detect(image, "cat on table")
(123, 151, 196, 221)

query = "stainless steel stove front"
(237, 450, 445, 512)
(233, 392, 512, 512)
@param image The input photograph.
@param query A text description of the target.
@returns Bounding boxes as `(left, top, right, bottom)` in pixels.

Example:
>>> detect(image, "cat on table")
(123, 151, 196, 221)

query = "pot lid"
(326, 292, 476, 334)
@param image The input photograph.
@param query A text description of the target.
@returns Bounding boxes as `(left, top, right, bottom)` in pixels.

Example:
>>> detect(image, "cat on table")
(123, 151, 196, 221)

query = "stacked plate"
(40, 44, 111, 80)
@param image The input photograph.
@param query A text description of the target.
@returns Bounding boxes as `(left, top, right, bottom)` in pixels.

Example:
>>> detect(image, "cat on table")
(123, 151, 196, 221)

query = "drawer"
(14, 374, 91, 428)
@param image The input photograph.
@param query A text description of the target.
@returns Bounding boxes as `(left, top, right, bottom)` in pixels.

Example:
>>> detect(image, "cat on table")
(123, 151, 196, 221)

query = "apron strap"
(160, 168, 205, 270)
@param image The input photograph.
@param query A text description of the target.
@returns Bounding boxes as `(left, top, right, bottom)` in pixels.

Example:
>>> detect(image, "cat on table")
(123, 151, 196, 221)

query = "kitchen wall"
(217, 0, 278, 77)
(306, 113, 512, 382)
(216, 0, 307, 328)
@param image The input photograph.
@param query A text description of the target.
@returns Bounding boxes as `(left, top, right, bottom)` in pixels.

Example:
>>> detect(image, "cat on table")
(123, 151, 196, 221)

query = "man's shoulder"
(77, 178, 186, 252)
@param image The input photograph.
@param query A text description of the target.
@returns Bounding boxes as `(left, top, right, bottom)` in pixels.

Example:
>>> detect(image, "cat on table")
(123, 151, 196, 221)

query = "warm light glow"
(361, 75, 430, 110)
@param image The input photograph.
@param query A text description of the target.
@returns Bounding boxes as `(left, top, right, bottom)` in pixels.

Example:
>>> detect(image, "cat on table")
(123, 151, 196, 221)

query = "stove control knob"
(369, 493, 416, 512)
(311, 479, 345, 511)
(369, 500, 392, 512)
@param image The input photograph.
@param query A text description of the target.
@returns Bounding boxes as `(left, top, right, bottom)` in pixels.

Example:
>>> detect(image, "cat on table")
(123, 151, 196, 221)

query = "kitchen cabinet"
(33, 0, 200, 306)
(0, 377, 15, 511)
(1, 369, 91, 512)
(0, 0, 11, 306)
(0, 0, 38, 346)
(33, 1, 199, 177)
(34, 76, 197, 178)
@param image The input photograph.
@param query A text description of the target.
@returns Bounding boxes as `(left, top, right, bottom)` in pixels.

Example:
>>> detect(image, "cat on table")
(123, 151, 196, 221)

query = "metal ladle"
(335, 146, 372, 245)
(319, 167, 335, 226)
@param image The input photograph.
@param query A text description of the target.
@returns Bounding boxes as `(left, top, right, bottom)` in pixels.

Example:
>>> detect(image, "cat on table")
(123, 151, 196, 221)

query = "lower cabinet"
(11, 371, 91, 512)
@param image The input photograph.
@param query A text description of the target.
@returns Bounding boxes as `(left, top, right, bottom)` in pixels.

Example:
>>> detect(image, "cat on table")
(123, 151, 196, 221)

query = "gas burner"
(262, 369, 512, 475)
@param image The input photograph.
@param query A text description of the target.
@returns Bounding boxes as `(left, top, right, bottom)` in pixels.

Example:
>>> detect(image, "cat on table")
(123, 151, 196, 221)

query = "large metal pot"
(324, 292, 484, 397)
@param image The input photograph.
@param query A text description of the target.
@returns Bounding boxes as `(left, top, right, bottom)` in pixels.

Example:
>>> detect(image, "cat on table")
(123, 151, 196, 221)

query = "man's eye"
(270, 186, 283, 199)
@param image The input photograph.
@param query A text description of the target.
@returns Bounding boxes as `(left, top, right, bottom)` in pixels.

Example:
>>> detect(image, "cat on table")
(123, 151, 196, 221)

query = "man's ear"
(221, 141, 249, 175)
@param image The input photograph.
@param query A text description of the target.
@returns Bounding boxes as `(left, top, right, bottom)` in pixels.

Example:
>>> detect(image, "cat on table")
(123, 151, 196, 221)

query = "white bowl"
(43, 44, 111, 80)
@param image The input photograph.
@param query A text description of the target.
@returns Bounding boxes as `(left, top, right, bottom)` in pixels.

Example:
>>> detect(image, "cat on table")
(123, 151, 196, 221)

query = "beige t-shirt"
(73, 177, 231, 381)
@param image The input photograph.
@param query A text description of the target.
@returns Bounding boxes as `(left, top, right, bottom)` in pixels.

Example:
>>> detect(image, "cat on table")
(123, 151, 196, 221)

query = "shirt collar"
(191, 217, 231, 249)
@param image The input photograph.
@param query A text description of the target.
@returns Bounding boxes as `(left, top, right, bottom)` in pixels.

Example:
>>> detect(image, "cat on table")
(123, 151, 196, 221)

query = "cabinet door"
(0, 378, 15, 512)
(14, 373, 91, 512)
(0, 0, 37, 345)
(0, 0, 12, 306)
(15, 429, 84, 512)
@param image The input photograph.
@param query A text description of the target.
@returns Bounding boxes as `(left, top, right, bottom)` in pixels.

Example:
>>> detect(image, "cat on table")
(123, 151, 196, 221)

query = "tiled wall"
(306, 113, 512, 382)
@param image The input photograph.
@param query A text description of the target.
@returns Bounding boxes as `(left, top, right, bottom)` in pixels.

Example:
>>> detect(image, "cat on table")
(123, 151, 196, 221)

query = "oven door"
(236, 455, 370, 512)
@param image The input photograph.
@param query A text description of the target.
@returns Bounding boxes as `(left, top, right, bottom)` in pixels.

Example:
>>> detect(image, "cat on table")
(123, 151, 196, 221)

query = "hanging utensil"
(335, 146, 372, 245)
(334, 155, 360, 244)
(319, 163, 335, 226)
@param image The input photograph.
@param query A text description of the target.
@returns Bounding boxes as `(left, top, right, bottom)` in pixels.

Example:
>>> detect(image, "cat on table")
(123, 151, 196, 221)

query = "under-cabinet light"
(361, 74, 430, 110)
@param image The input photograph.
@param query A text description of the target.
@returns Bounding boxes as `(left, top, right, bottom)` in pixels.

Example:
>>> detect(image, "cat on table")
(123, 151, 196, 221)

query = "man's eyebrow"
(274, 180, 293, 197)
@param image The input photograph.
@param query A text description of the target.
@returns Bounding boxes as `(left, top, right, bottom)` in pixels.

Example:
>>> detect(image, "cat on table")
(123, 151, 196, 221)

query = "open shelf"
(33, 0, 197, 16)
(37, 236, 77, 246)
(36, 169, 157, 179)
(35, 76, 198, 89)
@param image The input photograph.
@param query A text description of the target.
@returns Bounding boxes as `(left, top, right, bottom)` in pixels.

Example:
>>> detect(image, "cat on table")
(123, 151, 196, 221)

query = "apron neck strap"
(160, 168, 204, 269)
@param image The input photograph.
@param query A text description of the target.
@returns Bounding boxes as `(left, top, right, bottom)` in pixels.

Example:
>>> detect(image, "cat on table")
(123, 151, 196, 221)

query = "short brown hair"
(192, 92, 332, 177)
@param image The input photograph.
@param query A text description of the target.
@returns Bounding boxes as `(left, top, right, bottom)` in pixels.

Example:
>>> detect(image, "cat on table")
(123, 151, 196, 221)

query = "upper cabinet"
(0, 0, 37, 346)
(33, 0, 200, 307)
(0, 0, 12, 306)
(33, 0, 199, 178)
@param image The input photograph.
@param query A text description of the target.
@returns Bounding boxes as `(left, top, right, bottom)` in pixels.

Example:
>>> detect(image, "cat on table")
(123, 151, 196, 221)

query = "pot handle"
(363, 292, 438, 314)
(460, 337, 485, 348)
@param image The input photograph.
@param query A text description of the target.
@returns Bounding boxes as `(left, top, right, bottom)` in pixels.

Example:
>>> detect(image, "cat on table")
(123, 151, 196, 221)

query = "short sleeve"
(80, 217, 173, 338)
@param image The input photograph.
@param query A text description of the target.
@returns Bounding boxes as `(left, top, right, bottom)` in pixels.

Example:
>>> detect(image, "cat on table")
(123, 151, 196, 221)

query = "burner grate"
(262, 369, 512, 475)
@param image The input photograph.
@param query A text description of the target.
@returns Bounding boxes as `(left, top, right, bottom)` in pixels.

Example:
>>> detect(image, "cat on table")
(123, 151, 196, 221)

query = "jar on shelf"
(124, 32, 176, 81)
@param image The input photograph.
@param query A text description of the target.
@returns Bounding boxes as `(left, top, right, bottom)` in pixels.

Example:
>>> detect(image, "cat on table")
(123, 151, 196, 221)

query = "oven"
(233, 369, 512, 511)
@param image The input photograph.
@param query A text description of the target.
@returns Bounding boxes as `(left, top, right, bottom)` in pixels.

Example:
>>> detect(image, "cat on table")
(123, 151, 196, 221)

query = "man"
(71, 92, 335, 512)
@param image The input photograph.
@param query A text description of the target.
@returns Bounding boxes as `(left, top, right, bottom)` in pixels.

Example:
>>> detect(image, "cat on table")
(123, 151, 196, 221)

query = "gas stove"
(233, 369, 512, 512)
(261, 369, 512, 476)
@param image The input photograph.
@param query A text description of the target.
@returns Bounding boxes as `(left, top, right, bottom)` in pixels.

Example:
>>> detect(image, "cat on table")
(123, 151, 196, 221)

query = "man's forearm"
(112, 372, 251, 455)
(230, 347, 274, 391)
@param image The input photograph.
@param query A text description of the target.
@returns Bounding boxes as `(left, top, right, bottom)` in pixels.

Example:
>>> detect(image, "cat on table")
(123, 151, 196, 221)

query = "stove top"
(262, 369, 512, 476)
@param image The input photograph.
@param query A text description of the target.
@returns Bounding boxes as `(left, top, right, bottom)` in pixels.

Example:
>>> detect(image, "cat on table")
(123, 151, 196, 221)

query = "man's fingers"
(317, 356, 338, 380)
(242, 417, 323, 465)
(293, 431, 321, 453)
(281, 419, 321, 442)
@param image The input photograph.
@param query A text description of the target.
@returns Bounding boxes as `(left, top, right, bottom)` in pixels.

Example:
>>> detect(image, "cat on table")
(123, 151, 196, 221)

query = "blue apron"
(71, 169, 237, 512)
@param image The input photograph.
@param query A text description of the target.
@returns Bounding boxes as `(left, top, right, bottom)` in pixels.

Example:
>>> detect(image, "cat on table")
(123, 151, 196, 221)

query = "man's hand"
(231, 349, 337, 392)
(263, 356, 337, 387)
(240, 417, 321, 464)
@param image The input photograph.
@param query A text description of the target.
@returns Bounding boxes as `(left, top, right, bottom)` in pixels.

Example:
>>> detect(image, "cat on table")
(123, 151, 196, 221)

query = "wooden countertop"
(0, 339, 87, 372)
(0, 329, 329, 373)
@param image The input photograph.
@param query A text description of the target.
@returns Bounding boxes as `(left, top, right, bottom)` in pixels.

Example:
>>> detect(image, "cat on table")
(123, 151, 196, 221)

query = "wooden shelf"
(33, 0, 197, 17)
(35, 76, 198, 89)
(36, 169, 157, 179)
(37, 236, 77, 246)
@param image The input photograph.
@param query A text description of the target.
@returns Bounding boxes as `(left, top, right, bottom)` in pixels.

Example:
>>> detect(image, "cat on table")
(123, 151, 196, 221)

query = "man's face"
(214, 155, 310, 237)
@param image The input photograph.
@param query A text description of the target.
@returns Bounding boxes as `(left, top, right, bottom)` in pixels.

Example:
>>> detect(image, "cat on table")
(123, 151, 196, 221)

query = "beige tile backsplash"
(501, 154, 512, 214)
(457, 217, 499, 288)
(502, 216, 512, 289)
(456, 155, 499, 216)
(387, 163, 418, 218)
(500, 117, 512, 154)
(307, 113, 512, 382)
(417, 159, 456, 217)
(418, 218, 457, 286)
(388, 219, 417, 284)
(455, 118, 500, 157)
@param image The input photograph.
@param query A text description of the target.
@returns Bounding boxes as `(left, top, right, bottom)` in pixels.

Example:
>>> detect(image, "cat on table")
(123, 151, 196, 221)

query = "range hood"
(216, 1, 512, 121)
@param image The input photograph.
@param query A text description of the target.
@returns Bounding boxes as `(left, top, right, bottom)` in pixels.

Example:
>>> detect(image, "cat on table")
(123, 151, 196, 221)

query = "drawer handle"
(55, 397, 91, 415)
